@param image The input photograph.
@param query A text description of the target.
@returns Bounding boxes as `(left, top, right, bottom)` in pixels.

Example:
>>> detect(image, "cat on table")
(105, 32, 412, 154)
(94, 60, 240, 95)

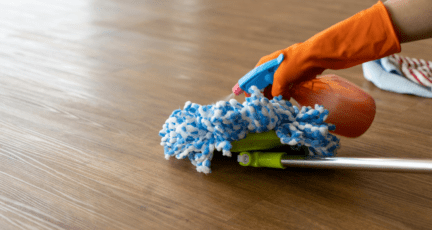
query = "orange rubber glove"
(258, 1, 401, 99)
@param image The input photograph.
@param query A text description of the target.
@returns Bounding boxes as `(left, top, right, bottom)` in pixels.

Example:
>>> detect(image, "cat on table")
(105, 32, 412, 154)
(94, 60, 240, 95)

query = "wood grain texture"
(1, 0, 432, 229)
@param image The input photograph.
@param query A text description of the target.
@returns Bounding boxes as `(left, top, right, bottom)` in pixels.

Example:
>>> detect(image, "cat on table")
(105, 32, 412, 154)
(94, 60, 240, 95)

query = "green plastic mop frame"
(231, 131, 432, 173)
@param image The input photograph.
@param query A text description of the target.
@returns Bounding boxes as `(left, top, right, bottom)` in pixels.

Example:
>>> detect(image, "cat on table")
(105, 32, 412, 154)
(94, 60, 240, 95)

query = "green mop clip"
(231, 130, 307, 169)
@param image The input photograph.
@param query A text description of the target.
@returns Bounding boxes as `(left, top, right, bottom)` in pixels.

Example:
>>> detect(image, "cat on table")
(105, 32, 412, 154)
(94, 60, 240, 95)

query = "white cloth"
(362, 54, 432, 98)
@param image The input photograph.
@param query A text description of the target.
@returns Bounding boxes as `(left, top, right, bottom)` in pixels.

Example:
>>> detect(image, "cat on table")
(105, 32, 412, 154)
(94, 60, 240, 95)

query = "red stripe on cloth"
(408, 68, 426, 86)
(407, 57, 415, 67)
(402, 57, 409, 67)
(402, 65, 419, 83)
(422, 66, 432, 76)
(417, 59, 432, 83)
(412, 58, 421, 67)
(395, 55, 403, 65)
(416, 68, 432, 84)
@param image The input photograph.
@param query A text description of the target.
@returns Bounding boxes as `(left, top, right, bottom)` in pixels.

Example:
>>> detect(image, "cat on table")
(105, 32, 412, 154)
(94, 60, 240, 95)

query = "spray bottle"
(232, 54, 376, 138)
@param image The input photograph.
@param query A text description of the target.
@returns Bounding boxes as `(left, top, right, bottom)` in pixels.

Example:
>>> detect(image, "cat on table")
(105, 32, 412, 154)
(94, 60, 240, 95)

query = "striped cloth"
(362, 55, 432, 98)
(386, 54, 432, 88)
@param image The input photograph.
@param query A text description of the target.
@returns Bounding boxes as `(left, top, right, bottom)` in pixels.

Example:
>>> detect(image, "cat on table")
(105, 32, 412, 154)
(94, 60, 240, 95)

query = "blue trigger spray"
(232, 53, 284, 95)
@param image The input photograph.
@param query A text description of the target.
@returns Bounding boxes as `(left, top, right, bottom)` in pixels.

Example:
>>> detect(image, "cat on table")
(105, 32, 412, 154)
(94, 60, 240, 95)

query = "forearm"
(384, 0, 432, 43)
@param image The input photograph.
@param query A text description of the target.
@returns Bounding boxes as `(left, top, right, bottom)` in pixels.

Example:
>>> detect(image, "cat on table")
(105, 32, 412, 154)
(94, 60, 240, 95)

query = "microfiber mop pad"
(159, 86, 340, 173)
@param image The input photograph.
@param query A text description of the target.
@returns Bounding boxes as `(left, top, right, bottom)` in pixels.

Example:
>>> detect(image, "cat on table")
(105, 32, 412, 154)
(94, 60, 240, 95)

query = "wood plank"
(1, 0, 432, 229)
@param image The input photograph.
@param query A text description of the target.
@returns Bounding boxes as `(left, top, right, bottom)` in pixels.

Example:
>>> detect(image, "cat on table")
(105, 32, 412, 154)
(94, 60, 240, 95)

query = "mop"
(159, 86, 339, 173)
(159, 54, 340, 173)
(160, 53, 432, 174)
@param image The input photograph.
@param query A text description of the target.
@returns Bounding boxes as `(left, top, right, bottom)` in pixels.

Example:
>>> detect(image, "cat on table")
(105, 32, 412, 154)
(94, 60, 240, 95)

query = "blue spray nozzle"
(237, 53, 284, 94)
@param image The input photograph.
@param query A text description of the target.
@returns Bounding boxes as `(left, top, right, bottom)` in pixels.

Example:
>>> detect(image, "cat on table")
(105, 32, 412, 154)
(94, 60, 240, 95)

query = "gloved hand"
(258, 1, 401, 100)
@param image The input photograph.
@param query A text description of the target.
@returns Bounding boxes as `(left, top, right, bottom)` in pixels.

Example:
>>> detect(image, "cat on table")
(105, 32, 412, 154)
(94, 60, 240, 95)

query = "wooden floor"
(1, 0, 432, 229)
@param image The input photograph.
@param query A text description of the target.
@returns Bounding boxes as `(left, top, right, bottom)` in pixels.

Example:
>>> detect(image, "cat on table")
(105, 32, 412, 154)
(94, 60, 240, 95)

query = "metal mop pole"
(280, 157, 432, 173)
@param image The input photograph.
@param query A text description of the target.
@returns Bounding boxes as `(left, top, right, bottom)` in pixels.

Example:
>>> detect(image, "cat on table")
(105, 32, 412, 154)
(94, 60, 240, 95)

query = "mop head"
(159, 86, 340, 173)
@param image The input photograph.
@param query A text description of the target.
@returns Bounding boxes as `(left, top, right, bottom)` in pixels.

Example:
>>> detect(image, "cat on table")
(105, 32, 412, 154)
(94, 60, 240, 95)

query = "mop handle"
(281, 157, 432, 173)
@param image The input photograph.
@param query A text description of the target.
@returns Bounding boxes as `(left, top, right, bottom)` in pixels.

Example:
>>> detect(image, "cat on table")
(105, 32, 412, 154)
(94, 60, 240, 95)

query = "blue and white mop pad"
(362, 54, 432, 98)
(159, 86, 340, 173)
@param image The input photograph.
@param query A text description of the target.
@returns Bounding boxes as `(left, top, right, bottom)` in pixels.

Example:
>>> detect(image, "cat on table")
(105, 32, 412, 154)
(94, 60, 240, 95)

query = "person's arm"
(384, 0, 432, 43)
(239, 1, 432, 100)
(250, 1, 401, 99)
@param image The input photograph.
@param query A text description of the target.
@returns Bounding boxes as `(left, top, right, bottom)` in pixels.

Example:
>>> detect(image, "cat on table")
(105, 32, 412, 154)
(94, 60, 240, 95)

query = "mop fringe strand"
(159, 86, 340, 173)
